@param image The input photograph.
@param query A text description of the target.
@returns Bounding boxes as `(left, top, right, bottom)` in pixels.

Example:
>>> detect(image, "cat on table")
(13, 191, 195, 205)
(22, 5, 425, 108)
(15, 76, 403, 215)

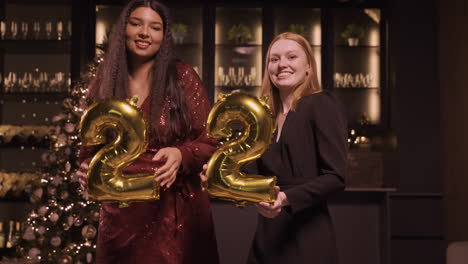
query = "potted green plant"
(288, 24, 308, 39)
(340, 24, 365, 46)
(172, 23, 188, 45)
(227, 24, 253, 45)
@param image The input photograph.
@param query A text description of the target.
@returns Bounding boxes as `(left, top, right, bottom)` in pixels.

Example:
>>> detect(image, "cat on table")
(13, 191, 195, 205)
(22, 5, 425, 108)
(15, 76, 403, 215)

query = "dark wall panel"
(391, 240, 444, 264)
(389, 0, 442, 193)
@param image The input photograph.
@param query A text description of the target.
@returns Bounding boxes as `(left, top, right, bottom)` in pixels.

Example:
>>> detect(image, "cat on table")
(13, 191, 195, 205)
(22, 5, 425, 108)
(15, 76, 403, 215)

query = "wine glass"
(334, 73, 342, 88)
(228, 67, 236, 86)
(10, 21, 18, 40)
(66, 73, 71, 92)
(66, 20, 72, 39)
(21, 72, 33, 93)
(21, 21, 29, 40)
(32, 68, 41, 92)
(45, 21, 52, 40)
(216, 67, 225, 86)
(3, 73, 9, 93)
(234, 67, 245, 86)
(0, 21, 6, 40)
(56, 21, 63, 40)
(38, 72, 45, 92)
(249, 67, 258, 86)
(33, 21, 41, 40)
(6, 72, 18, 93)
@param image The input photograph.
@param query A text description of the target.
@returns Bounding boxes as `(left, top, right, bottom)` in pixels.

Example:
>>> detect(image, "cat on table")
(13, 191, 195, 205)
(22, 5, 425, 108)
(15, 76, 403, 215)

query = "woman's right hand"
(255, 186, 286, 219)
(199, 164, 208, 191)
(76, 161, 89, 195)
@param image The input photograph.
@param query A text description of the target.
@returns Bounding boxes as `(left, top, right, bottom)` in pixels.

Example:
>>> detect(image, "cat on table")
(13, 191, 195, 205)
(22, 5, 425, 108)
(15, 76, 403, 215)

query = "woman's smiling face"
(267, 39, 310, 93)
(125, 7, 164, 61)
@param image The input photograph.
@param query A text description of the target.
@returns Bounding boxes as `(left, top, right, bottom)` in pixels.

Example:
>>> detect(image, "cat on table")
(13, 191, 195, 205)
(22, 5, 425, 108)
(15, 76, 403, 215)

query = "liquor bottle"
(0, 221, 5, 248)
(5, 220, 14, 248)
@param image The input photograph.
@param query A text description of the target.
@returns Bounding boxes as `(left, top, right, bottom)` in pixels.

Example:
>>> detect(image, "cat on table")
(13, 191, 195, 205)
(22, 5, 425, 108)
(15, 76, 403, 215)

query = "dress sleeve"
(284, 93, 348, 214)
(176, 64, 219, 177)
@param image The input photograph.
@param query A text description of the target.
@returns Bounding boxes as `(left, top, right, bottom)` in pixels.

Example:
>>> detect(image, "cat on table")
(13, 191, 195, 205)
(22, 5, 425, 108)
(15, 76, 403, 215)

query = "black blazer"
(246, 90, 348, 264)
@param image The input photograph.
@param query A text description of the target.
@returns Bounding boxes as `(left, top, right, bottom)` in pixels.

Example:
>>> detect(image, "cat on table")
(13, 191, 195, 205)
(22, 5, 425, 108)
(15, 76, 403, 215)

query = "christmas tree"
(16, 58, 103, 264)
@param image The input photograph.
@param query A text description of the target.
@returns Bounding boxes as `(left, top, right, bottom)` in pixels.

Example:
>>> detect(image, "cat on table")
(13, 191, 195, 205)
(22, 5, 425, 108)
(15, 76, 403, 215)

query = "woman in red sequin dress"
(77, 1, 220, 263)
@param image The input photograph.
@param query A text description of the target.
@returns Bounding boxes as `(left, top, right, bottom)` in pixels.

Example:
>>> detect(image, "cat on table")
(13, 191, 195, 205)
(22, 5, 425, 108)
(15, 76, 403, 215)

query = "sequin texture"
(79, 63, 220, 264)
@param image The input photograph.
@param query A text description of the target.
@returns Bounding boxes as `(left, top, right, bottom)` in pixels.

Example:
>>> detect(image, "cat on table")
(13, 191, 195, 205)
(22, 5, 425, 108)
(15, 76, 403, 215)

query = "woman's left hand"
(153, 147, 182, 189)
(255, 186, 289, 219)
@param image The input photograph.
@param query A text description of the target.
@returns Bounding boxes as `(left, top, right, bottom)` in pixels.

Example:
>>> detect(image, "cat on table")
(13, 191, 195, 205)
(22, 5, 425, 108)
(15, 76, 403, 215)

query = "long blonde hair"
(261, 32, 322, 118)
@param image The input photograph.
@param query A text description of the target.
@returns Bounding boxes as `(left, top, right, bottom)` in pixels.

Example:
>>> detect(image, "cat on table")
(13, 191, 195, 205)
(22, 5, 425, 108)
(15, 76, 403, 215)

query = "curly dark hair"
(88, 0, 191, 145)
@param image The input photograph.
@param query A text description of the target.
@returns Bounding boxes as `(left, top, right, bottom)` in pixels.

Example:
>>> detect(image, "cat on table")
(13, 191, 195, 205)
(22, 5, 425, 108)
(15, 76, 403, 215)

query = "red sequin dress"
(79, 63, 220, 264)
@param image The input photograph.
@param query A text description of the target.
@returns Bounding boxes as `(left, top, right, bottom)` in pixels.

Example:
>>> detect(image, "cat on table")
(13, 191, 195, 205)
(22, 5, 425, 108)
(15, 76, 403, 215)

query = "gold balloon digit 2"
(79, 97, 159, 204)
(205, 92, 277, 207)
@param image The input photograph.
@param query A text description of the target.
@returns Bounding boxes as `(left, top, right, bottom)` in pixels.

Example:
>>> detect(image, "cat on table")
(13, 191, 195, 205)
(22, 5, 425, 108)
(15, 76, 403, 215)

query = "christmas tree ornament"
(50, 236, 62, 247)
(49, 212, 60, 222)
(65, 161, 72, 172)
(28, 247, 41, 259)
(67, 216, 74, 226)
(73, 216, 83, 227)
(52, 176, 63, 186)
(48, 186, 57, 195)
(32, 187, 43, 200)
(62, 222, 71, 231)
(49, 152, 57, 162)
(205, 92, 277, 207)
(70, 171, 79, 182)
(56, 133, 68, 147)
(86, 252, 93, 263)
(37, 236, 45, 245)
(37, 226, 46, 235)
(22, 226, 35, 241)
(90, 210, 100, 222)
(81, 225, 97, 239)
(48, 198, 58, 207)
(63, 243, 78, 255)
(38, 206, 47, 216)
(64, 147, 72, 155)
(64, 123, 75, 133)
(60, 190, 69, 200)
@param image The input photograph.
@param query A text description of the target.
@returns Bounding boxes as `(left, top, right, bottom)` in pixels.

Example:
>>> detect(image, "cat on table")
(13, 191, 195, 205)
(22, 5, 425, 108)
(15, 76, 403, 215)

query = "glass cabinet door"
(333, 8, 382, 126)
(214, 8, 262, 100)
(0, 1, 71, 172)
(95, 5, 122, 57)
(274, 8, 322, 85)
(171, 8, 203, 77)
(1, 2, 72, 95)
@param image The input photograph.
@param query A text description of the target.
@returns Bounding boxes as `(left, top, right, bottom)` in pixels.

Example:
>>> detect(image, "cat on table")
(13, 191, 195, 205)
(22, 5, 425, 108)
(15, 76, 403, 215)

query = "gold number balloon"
(79, 97, 159, 204)
(205, 92, 277, 207)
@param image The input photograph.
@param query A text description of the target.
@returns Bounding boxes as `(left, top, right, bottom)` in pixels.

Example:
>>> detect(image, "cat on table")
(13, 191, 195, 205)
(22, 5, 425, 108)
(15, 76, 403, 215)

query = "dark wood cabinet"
(90, 1, 389, 131)
(0, 0, 73, 257)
